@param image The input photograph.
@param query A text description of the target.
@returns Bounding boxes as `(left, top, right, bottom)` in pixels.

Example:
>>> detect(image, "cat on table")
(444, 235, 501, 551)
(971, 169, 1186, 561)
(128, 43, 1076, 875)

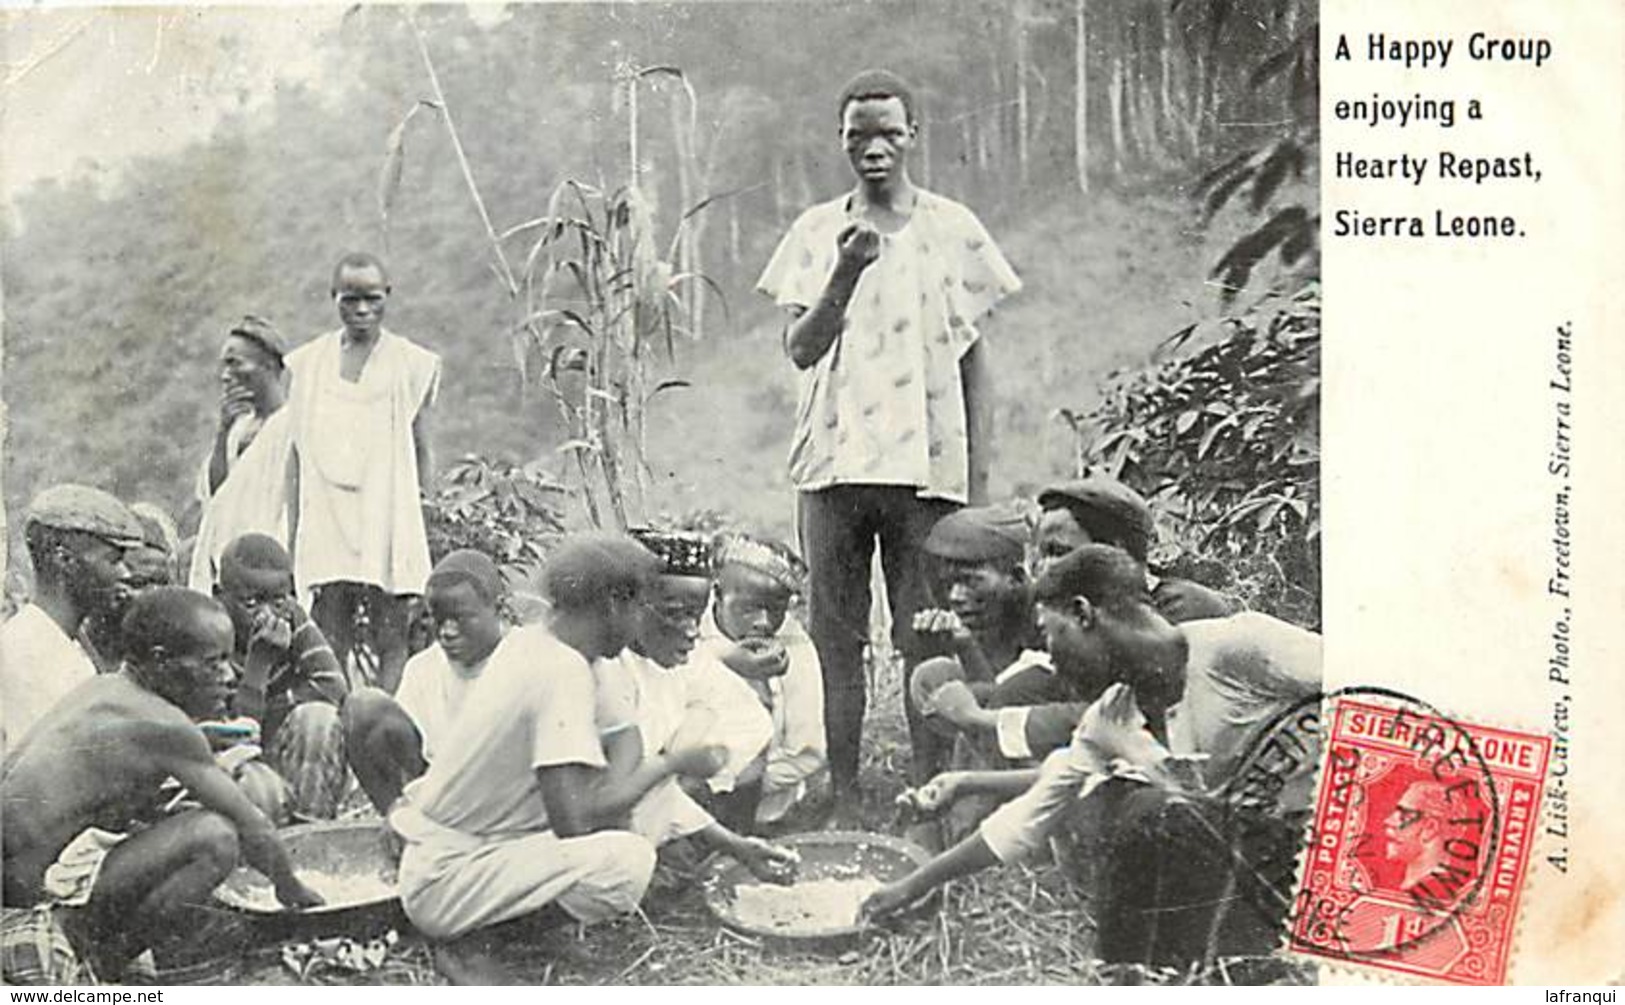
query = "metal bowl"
(213, 819, 399, 921)
(702, 830, 933, 942)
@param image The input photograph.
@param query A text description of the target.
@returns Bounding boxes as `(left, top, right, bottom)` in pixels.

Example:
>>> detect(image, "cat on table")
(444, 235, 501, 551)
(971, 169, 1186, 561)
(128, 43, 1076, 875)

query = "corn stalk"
(384, 19, 728, 529)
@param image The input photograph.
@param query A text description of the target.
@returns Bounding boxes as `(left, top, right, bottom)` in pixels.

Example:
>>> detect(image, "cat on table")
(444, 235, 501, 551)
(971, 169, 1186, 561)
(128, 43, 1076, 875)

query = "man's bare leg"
(73, 810, 239, 976)
(341, 687, 426, 815)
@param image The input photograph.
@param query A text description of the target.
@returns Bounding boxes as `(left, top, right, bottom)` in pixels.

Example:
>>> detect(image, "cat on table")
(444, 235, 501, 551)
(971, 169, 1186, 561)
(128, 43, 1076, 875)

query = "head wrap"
(922, 504, 1030, 565)
(426, 549, 506, 605)
(25, 484, 145, 549)
(227, 314, 288, 366)
(218, 532, 293, 577)
(1036, 473, 1154, 563)
(711, 532, 807, 595)
(627, 527, 712, 578)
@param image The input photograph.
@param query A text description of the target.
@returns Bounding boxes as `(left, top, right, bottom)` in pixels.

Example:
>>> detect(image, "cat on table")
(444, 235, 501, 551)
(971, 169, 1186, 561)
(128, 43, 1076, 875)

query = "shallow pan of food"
(702, 830, 934, 943)
(213, 819, 401, 930)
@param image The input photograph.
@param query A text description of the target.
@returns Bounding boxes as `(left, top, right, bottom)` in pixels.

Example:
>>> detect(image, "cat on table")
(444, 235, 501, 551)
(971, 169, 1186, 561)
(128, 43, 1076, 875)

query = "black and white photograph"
(0, 0, 1373, 987)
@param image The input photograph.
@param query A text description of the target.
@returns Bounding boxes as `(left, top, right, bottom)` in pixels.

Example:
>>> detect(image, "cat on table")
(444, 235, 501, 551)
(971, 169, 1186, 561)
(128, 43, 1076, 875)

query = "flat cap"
(1036, 473, 1154, 558)
(922, 503, 1030, 564)
(25, 484, 146, 548)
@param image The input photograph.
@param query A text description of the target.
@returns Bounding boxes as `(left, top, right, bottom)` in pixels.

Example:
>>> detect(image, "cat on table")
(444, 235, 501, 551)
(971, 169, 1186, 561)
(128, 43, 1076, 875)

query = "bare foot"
(827, 791, 865, 832)
(433, 936, 517, 985)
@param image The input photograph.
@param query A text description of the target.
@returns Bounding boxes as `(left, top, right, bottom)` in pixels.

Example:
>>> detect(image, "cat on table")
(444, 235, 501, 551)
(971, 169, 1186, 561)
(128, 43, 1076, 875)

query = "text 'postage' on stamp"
(1288, 696, 1551, 985)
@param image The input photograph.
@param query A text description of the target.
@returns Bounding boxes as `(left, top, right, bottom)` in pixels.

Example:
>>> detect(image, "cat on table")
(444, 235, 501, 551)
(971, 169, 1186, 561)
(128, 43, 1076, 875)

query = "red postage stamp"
(1287, 696, 1551, 985)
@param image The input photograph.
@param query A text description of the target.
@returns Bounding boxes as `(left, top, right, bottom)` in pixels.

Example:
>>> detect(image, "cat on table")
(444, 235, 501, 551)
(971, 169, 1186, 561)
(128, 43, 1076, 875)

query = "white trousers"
(392, 804, 656, 940)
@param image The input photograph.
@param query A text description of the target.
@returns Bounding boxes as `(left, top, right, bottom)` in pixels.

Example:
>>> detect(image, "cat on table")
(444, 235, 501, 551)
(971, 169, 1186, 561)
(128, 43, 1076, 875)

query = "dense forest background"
(2, 0, 1316, 591)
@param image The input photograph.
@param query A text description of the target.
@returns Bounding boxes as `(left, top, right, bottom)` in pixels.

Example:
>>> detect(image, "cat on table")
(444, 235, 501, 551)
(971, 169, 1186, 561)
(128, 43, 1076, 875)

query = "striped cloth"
(265, 701, 349, 821)
(0, 906, 97, 986)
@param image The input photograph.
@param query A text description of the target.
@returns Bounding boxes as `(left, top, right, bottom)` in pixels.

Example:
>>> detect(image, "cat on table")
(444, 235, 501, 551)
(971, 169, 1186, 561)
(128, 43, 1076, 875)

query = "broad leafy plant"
(1079, 284, 1320, 625)
(423, 454, 568, 581)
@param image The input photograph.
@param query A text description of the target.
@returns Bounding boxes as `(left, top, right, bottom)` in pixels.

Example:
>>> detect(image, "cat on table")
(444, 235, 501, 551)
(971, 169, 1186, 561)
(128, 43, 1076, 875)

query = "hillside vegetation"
(3, 1, 1310, 567)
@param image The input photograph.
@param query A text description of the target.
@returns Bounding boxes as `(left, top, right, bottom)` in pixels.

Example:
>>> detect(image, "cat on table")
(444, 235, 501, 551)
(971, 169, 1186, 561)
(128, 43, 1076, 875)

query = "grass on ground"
(215, 650, 1310, 986)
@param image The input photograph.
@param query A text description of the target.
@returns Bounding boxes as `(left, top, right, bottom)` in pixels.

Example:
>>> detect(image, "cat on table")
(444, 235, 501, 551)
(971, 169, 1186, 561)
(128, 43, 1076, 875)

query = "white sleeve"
(978, 743, 1106, 864)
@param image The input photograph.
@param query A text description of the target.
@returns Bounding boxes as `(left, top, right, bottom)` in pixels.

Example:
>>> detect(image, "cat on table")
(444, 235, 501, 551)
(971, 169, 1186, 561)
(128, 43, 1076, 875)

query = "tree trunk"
(1108, 52, 1125, 179)
(987, 34, 1004, 166)
(1074, 0, 1088, 193)
(772, 156, 786, 224)
(1015, 11, 1030, 185)
(728, 196, 741, 266)
(1131, 25, 1165, 166)
(1160, 2, 1178, 156)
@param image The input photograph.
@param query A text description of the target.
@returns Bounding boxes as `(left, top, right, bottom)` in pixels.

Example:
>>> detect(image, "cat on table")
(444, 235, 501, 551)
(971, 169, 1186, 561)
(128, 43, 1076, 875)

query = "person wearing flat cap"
(1035, 473, 1236, 624)
(694, 532, 827, 830)
(903, 503, 1079, 846)
(78, 502, 184, 673)
(1, 484, 143, 752)
(188, 316, 297, 594)
(865, 545, 1320, 970)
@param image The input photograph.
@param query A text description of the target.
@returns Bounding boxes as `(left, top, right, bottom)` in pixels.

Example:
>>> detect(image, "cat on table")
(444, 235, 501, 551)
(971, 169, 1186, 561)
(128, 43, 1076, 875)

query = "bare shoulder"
(80, 679, 209, 758)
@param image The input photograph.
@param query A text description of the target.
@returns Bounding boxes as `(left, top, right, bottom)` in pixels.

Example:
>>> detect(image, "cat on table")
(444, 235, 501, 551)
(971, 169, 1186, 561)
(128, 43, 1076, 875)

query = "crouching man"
(866, 545, 1319, 972)
(2, 588, 321, 983)
(386, 534, 663, 981)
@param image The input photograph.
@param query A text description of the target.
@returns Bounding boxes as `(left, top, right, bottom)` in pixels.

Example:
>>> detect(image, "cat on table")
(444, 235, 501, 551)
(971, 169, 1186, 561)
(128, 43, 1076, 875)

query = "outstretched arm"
(862, 832, 1001, 920)
(692, 822, 798, 884)
(156, 725, 322, 908)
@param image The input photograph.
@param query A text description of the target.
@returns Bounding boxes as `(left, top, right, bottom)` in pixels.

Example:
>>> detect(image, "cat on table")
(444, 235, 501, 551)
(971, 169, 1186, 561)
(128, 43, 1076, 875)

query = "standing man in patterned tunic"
(757, 69, 1021, 824)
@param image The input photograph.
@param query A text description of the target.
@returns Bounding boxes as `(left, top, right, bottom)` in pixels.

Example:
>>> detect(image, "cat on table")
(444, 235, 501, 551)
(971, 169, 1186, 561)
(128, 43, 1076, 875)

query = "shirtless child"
(2, 588, 320, 980)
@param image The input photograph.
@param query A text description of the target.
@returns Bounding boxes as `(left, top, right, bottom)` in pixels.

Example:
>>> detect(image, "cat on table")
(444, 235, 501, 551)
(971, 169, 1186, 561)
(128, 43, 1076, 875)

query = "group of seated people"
(1, 467, 1321, 984)
(0, 484, 825, 982)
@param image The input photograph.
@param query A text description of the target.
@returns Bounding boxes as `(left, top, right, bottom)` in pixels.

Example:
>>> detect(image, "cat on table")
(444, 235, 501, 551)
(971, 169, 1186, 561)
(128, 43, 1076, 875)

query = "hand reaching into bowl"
(734, 836, 800, 885)
(894, 771, 966, 816)
(860, 879, 917, 923)
(276, 875, 327, 911)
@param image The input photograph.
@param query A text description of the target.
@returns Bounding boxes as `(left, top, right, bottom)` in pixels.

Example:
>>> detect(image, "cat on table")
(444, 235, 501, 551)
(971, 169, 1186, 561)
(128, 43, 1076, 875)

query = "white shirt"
(0, 604, 98, 753)
(395, 635, 503, 764)
(403, 624, 605, 837)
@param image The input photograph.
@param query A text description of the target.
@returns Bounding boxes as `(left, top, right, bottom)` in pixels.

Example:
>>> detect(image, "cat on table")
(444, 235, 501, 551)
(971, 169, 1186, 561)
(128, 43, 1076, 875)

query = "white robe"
(286, 329, 439, 598)
(187, 408, 294, 591)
